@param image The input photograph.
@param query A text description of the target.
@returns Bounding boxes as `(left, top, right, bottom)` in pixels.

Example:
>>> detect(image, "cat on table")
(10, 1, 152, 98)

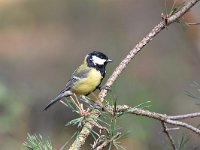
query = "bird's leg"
(70, 95, 79, 108)
(74, 94, 87, 116)
(73, 93, 81, 108)
(73, 94, 91, 117)
(69, 94, 83, 114)
(90, 92, 112, 114)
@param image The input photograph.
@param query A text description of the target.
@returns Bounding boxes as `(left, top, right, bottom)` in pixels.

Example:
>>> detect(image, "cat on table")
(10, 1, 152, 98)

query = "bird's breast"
(73, 69, 102, 95)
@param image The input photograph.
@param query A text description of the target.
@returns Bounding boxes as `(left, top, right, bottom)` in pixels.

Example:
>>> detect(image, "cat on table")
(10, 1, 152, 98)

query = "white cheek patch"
(92, 55, 106, 65)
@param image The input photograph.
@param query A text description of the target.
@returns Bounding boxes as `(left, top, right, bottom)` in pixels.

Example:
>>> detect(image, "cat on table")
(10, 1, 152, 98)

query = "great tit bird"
(44, 51, 112, 110)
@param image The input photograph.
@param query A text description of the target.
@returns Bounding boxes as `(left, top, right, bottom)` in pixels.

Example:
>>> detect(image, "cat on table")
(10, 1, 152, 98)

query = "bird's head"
(85, 51, 112, 68)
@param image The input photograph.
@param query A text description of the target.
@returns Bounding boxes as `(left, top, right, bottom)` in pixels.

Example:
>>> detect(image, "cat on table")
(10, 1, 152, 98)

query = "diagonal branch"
(98, 0, 200, 101)
(69, 0, 200, 149)
(161, 122, 177, 150)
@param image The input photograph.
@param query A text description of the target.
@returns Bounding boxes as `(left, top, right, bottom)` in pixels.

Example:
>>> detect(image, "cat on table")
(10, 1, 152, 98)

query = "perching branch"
(98, 0, 200, 101)
(69, 0, 200, 149)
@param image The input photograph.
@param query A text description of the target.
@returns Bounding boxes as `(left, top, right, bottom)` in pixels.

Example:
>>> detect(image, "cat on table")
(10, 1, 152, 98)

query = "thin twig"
(166, 119, 200, 135)
(166, 127, 180, 131)
(70, 96, 81, 111)
(95, 132, 121, 150)
(162, 122, 177, 150)
(168, 112, 200, 120)
(69, 1, 200, 149)
(115, 105, 200, 135)
(91, 121, 110, 135)
(186, 22, 200, 25)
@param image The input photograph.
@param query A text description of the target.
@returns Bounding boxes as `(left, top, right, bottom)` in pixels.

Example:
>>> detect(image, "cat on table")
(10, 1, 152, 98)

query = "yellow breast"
(73, 69, 102, 95)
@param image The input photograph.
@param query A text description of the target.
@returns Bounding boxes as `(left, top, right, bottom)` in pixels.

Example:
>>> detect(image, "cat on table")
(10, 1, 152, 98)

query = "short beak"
(107, 58, 112, 62)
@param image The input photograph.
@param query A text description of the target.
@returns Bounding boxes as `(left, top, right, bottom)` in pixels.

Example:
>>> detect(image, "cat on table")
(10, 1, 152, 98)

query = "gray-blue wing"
(63, 65, 91, 91)
(44, 66, 91, 110)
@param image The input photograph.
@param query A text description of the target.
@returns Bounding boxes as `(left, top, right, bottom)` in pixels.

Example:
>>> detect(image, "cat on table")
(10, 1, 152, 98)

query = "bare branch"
(115, 105, 200, 135)
(69, 0, 200, 149)
(162, 122, 177, 150)
(166, 119, 200, 135)
(99, 0, 200, 101)
(186, 22, 200, 25)
(168, 112, 200, 120)
(166, 127, 180, 131)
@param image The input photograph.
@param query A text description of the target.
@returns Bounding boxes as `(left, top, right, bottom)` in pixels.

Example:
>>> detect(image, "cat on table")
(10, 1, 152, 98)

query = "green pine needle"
(23, 134, 53, 150)
(177, 135, 190, 150)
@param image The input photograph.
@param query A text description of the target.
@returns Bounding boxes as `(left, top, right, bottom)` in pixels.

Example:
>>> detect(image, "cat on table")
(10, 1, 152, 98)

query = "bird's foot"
(89, 102, 104, 111)
(99, 85, 111, 91)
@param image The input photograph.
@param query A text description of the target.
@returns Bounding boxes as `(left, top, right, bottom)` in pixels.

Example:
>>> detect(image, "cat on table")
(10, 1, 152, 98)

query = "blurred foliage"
(0, 82, 25, 132)
(186, 82, 200, 105)
(23, 134, 54, 150)
(0, 81, 27, 149)
(177, 135, 190, 150)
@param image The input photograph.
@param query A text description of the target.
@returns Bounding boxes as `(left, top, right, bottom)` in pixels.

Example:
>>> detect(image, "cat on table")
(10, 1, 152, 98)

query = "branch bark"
(98, 0, 200, 101)
(168, 112, 200, 120)
(161, 122, 177, 150)
(69, 0, 200, 149)
(115, 105, 200, 135)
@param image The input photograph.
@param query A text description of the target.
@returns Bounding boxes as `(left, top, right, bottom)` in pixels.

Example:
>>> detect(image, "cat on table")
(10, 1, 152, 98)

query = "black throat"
(87, 59, 106, 78)
(95, 65, 106, 78)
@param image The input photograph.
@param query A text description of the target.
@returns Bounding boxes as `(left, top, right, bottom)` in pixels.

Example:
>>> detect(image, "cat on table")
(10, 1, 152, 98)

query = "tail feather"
(44, 94, 63, 111)
(44, 90, 72, 111)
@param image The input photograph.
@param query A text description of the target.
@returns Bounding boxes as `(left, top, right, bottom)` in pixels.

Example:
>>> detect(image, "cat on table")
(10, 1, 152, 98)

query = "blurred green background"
(0, 0, 200, 149)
